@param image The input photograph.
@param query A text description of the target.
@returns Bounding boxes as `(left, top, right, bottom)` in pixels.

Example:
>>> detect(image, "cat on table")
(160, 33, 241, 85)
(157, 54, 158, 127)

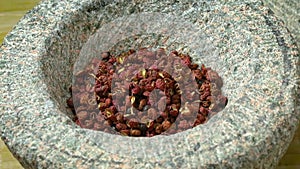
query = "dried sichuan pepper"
(67, 48, 228, 137)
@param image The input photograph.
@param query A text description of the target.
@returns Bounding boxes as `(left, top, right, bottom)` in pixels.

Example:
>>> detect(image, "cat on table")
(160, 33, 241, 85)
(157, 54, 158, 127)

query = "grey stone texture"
(0, 0, 299, 168)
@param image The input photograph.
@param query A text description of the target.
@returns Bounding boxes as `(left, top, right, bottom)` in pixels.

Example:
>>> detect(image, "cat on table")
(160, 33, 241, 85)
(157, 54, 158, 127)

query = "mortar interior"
(39, 9, 227, 123)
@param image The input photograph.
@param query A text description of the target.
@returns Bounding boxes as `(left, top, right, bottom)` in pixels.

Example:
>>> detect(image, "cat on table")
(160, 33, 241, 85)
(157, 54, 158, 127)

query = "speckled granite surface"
(0, 0, 299, 168)
(263, 0, 300, 47)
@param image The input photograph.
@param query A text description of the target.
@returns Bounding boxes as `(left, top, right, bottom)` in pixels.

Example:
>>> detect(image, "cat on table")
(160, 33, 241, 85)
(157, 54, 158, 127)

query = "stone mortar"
(0, 0, 299, 168)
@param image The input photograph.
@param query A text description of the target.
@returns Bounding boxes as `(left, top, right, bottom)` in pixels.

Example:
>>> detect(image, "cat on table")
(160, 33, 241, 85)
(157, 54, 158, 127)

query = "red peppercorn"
(155, 124, 163, 134)
(105, 98, 112, 107)
(181, 56, 191, 66)
(66, 97, 74, 108)
(127, 118, 139, 128)
(146, 120, 155, 131)
(130, 129, 141, 136)
(138, 99, 147, 110)
(199, 106, 208, 116)
(131, 86, 140, 95)
(68, 48, 228, 137)
(115, 113, 124, 123)
(143, 91, 151, 97)
(120, 130, 130, 136)
(162, 120, 171, 131)
(169, 110, 179, 117)
(101, 51, 111, 60)
(116, 123, 127, 131)
(155, 79, 165, 90)
(196, 114, 206, 123)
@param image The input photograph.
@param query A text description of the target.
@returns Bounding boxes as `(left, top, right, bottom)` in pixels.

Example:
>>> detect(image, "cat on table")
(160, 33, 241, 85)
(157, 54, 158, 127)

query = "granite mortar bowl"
(0, 0, 299, 168)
